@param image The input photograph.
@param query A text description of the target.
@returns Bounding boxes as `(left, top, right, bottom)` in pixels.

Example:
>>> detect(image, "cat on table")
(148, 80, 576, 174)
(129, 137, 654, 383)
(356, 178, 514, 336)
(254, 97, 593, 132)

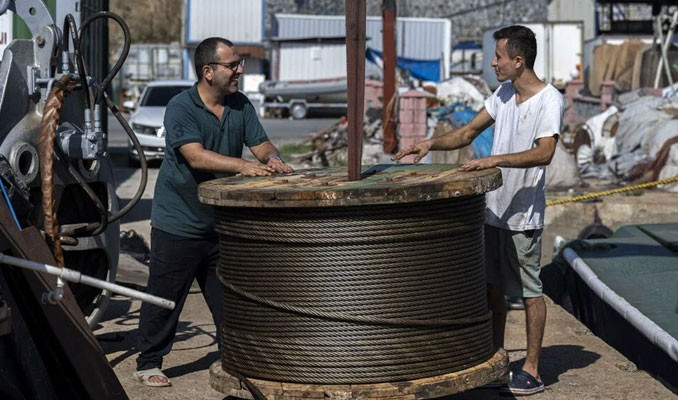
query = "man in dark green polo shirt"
(134, 37, 293, 387)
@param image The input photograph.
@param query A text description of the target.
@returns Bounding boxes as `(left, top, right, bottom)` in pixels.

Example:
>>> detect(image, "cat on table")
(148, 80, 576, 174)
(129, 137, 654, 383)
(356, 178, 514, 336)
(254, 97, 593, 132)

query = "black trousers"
(136, 228, 223, 371)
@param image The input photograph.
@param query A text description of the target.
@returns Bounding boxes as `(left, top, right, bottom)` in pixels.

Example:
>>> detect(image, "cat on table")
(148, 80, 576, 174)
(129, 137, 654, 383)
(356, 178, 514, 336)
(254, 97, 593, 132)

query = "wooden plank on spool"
(199, 164, 502, 208)
(209, 348, 509, 399)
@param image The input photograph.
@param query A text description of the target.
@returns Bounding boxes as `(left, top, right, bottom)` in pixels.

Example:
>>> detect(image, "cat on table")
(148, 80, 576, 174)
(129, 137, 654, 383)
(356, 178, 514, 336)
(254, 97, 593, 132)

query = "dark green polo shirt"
(151, 84, 269, 238)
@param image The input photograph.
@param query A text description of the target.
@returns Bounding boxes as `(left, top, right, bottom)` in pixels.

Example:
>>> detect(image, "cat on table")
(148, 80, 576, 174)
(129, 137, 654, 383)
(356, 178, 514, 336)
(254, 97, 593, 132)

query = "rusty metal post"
(346, 0, 366, 181)
(382, 0, 397, 154)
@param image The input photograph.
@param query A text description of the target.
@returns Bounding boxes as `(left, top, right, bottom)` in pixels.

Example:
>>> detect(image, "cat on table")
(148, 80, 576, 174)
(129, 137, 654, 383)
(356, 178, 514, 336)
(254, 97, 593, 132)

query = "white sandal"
(133, 367, 172, 387)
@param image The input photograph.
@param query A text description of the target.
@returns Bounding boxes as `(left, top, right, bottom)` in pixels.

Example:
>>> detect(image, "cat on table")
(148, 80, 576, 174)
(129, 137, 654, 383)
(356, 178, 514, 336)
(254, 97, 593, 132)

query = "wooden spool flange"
(209, 348, 508, 399)
(199, 164, 502, 207)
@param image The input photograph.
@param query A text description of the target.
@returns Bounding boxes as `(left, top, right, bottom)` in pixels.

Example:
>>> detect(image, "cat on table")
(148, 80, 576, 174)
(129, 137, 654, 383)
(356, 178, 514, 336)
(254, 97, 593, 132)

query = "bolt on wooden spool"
(199, 164, 506, 399)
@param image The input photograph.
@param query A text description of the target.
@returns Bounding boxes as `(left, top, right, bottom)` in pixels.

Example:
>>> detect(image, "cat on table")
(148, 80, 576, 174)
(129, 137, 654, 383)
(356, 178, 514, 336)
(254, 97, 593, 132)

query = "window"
(140, 86, 191, 107)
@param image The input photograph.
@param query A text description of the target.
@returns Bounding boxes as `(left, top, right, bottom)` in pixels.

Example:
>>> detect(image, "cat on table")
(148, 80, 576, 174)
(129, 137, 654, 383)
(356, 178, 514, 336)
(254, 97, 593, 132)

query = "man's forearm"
(493, 147, 553, 168)
(250, 141, 280, 163)
(458, 136, 557, 172)
(429, 126, 475, 151)
(189, 149, 244, 173)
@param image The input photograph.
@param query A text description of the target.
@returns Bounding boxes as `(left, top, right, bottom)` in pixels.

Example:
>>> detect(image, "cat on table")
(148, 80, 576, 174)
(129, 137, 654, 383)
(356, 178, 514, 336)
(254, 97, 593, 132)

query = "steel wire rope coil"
(215, 196, 494, 384)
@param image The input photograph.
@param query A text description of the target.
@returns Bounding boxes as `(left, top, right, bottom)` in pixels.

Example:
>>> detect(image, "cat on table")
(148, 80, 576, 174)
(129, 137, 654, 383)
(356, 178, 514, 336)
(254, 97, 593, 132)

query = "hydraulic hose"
(51, 14, 107, 239)
(103, 92, 148, 223)
(78, 11, 146, 224)
(62, 14, 93, 110)
(55, 149, 109, 238)
(78, 11, 131, 105)
(51, 11, 146, 236)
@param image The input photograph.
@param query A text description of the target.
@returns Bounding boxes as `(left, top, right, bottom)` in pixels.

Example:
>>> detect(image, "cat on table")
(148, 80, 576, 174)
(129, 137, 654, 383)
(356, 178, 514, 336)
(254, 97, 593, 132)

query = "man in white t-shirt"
(393, 25, 563, 396)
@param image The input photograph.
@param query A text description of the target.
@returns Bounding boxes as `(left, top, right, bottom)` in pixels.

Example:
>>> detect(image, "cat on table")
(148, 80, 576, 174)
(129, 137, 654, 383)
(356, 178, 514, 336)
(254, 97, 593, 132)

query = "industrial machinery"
(0, 1, 162, 398)
(0, 0, 147, 327)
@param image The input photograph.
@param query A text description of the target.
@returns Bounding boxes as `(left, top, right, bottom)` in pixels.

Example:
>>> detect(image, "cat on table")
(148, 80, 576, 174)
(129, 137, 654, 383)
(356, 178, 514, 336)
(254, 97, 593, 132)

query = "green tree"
(109, 0, 182, 55)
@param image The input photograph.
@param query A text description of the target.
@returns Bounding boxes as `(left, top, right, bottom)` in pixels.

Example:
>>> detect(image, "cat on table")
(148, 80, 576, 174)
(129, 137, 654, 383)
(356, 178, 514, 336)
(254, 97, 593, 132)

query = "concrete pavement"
(101, 149, 678, 400)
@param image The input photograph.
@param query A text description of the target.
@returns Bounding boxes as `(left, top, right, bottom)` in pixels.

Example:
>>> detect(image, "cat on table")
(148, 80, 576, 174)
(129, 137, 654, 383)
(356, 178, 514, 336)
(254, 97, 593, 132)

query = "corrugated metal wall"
(274, 14, 451, 79)
(279, 42, 346, 81)
(186, 0, 264, 44)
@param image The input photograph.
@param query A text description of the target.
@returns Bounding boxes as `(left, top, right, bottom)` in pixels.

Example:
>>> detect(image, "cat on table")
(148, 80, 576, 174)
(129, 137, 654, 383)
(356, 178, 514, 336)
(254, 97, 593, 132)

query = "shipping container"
(270, 37, 346, 82)
(184, 0, 264, 45)
(482, 22, 584, 90)
(182, 0, 267, 86)
(273, 14, 451, 81)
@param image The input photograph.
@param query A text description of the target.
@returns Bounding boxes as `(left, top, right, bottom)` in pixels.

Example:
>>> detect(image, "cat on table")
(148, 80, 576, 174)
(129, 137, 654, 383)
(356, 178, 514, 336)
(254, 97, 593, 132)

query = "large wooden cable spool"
(199, 164, 507, 398)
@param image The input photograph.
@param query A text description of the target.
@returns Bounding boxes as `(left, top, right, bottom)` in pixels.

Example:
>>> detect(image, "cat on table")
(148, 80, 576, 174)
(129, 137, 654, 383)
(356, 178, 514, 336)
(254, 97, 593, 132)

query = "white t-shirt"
(483, 82, 564, 231)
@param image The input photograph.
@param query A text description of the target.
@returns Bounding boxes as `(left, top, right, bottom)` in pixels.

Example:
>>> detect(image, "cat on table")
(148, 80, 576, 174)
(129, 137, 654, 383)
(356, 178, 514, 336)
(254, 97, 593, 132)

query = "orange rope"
(39, 76, 74, 267)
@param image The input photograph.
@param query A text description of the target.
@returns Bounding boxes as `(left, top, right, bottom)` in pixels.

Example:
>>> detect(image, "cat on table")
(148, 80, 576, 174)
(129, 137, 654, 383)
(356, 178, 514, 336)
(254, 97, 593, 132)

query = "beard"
(212, 74, 240, 95)
(227, 76, 239, 93)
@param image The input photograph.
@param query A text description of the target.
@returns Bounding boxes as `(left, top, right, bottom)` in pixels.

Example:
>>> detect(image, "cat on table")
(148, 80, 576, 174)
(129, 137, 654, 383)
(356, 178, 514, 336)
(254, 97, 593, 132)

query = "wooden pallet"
(199, 164, 502, 208)
(209, 348, 508, 399)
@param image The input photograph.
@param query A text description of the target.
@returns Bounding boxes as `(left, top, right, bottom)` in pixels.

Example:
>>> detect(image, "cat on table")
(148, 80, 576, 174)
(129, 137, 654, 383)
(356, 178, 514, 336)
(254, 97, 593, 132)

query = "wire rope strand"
(216, 196, 493, 384)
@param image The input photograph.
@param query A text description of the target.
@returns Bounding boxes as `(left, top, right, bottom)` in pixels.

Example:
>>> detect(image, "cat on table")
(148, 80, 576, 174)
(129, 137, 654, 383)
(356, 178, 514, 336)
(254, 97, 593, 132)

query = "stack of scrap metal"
(292, 109, 385, 168)
(573, 94, 678, 191)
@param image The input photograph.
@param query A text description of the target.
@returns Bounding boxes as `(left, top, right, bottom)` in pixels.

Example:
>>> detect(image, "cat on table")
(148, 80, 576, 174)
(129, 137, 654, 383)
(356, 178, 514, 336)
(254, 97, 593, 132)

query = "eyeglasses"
(208, 58, 246, 72)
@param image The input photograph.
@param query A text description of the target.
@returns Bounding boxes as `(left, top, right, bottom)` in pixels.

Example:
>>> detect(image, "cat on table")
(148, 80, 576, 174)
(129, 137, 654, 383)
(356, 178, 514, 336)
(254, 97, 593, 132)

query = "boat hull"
(260, 79, 348, 103)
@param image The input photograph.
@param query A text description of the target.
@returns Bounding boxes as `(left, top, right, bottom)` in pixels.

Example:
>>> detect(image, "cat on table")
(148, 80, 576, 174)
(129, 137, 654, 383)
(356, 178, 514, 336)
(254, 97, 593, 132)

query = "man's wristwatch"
(267, 155, 283, 163)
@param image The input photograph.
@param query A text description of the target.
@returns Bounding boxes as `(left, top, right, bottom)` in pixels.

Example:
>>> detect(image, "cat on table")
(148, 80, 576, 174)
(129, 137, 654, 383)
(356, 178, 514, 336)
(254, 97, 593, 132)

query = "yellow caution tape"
(546, 175, 678, 207)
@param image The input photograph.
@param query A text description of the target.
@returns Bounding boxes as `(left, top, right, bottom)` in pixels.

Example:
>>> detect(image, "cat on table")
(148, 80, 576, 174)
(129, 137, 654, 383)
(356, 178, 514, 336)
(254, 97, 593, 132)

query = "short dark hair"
(194, 37, 234, 79)
(493, 26, 537, 69)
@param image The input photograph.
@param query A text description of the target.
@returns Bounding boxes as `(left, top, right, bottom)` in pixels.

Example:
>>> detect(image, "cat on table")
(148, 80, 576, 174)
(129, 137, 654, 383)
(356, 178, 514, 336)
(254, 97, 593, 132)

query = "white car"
(126, 80, 193, 165)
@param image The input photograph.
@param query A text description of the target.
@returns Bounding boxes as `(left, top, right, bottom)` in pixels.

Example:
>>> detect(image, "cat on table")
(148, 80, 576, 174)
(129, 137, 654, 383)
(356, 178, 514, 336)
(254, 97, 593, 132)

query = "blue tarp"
(429, 102, 494, 159)
(365, 48, 441, 82)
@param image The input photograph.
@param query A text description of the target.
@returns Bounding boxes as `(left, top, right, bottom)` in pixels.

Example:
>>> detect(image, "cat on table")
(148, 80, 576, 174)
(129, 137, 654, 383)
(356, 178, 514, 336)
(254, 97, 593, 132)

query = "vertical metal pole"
(81, 0, 110, 132)
(346, 0, 366, 181)
(382, 0, 397, 154)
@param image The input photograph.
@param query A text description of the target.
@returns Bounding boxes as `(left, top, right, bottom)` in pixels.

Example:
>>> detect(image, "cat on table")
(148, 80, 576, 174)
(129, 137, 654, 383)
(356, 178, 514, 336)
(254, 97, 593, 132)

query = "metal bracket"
(7, 0, 54, 38)
(0, 0, 10, 16)
(42, 277, 65, 305)
(26, 66, 41, 97)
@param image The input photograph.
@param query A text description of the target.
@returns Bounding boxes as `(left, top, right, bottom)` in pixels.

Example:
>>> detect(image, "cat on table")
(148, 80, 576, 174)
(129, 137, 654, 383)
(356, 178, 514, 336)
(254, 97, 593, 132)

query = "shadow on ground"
(164, 350, 220, 379)
(447, 344, 601, 399)
(97, 290, 219, 369)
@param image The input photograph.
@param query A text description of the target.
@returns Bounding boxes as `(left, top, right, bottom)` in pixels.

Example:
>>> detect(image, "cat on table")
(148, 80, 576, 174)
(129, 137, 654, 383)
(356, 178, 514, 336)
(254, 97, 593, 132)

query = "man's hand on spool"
(458, 156, 498, 172)
(239, 160, 275, 176)
(267, 155, 294, 174)
(391, 139, 433, 163)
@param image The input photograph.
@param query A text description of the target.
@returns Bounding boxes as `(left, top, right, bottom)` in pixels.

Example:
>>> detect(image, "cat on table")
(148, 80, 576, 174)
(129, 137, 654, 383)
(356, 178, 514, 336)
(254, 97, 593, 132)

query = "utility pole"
(345, 0, 366, 181)
(382, 0, 397, 154)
